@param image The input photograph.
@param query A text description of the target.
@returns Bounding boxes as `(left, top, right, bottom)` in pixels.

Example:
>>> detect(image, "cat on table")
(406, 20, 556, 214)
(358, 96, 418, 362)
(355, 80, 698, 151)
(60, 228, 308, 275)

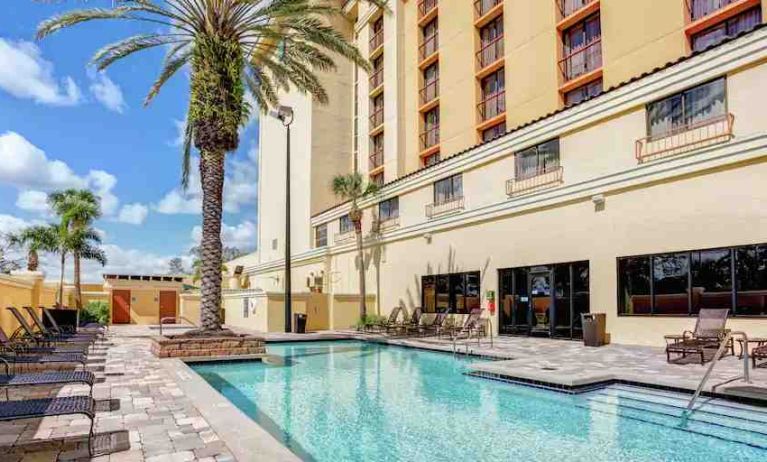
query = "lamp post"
(270, 105, 294, 333)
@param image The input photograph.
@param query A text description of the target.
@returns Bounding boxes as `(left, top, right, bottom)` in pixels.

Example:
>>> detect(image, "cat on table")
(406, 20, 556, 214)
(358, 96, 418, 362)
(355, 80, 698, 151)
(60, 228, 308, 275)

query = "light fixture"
(269, 105, 294, 126)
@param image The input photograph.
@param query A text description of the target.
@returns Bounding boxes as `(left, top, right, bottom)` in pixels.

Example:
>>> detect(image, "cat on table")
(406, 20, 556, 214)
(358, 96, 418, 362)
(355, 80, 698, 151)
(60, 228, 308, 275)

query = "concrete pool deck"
(3, 325, 766, 461)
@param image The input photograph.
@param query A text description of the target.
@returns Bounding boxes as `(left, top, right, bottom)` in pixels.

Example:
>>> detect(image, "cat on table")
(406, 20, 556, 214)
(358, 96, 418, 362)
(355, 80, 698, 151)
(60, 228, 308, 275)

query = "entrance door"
(529, 267, 553, 335)
(159, 291, 177, 324)
(112, 290, 131, 324)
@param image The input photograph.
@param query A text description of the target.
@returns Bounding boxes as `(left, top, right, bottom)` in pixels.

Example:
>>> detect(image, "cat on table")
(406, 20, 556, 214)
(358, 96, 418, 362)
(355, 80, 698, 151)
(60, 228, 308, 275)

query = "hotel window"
(421, 18, 439, 59)
(378, 197, 399, 222)
(423, 152, 440, 167)
(422, 107, 440, 149)
(690, 0, 747, 21)
(370, 93, 384, 127)
(370, 55, 384, 89)
(561, 13, 601, 81)
(421, 63, 439, 104)
(564, 78, 602, 106)
(314, 224, 328, 248)
(479, 69, 505, 121)
(477, 16, 504, 69)
(339, 214, 354, 235)
(370, 16, 383, 51)
(421, 271, 480, 314)
(433, 174, 462, 204)
(618, 243, 767, 316)
(370, 133, 384, 170)
(691, 7, 762, 52)
(515, 139, 560, 180)
(481, 122, 506, 142)
(647, 78, 726, 138)
(558, 0, 596, 18)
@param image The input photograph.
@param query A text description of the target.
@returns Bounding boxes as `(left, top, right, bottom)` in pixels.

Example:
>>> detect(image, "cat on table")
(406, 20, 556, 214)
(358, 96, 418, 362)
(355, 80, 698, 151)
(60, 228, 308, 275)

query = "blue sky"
(0, 1, 259, 281)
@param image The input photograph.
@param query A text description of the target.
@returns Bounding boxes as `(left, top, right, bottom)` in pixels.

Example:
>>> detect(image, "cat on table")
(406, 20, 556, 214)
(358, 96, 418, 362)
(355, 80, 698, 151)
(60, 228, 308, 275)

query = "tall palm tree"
(38, 0, 384, 333)
(9, 225, 59, 272)
(331, 172, 379, 319)
(48, 189, 102, 309)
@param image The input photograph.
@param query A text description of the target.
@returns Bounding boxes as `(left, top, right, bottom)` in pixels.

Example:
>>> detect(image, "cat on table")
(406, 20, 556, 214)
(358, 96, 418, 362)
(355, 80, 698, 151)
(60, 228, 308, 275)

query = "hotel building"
(226, 0, 767, 345)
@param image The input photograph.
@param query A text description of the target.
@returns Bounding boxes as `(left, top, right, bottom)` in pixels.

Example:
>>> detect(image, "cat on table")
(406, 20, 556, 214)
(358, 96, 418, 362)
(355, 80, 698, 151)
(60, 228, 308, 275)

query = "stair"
(579, 384, 767, 449)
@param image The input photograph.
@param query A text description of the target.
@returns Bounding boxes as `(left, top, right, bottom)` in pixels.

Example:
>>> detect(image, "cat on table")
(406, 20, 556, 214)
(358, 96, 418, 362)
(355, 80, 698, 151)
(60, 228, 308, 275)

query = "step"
(609, 384, 767, 415)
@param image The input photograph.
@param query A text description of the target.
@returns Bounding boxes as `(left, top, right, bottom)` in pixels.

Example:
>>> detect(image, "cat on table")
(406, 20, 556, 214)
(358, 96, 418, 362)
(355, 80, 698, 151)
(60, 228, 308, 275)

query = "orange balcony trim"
(475, 58, 505, 80)
(684, 0, 760, 36)
(369, 164, 384, 176)
(474, 2, 504, 28)
(559, 67, 602, 94)
(476, 113, 506, 132)
(418, 51, 439, 70)
(418, 97, 440, 114)
(418, 5, 439, 27)
(419, 144, 441, 159)
(556, 0, 600, 31)
(635, 113, 735, 163)
(369, 124, 384, 137)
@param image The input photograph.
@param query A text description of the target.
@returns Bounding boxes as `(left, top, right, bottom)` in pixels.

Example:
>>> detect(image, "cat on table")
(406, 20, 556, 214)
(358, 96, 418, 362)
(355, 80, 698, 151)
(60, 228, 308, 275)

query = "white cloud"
(117, 203, 149, 225)
(15, 190, 50, 214)
(86, 170, 119, 216)
(0, 214, 33, 236)
(191, 220, 257, 251)
(88, 70, 126, 113)
(155, 188, 201, 214)
(0, 38, 81, 106)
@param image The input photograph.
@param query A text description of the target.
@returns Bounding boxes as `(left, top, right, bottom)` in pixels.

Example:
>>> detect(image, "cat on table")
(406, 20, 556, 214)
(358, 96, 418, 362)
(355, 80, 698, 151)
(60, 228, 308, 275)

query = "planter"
(150, 334, 266, 359)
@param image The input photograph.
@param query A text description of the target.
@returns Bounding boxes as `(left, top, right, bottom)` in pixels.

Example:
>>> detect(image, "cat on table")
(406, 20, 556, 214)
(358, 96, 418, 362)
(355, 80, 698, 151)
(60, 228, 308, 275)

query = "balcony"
(418, 0, 438, 22)
(376, 216, 400, 232)
(419, 32, 439, 64)
(334, 231, 356, 244)
(688, 0, 740, 20)
(369, 149, 384, 171)
(369, 68, 383, 94)
(684, 0, 760, 36)
(425, 196, 464, 219)
(419, 79, 439, 107)
(420, 125, 440, 151)
(475, 0, 503, 25)
(559, 38, 602, 83)
(477, 90, 506, 122)
(506, 166, 564, 196)
(557, 0, 598, 19)
(476, 35, 504, 72)
(369, 30, 383, 55)
(369, 106, 384, 130)
(635, 113, 735, 164)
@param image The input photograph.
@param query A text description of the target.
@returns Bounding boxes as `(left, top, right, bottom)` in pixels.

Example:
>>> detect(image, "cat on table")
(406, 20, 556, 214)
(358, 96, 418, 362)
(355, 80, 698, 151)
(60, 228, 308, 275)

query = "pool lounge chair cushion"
(0, 370, 95, 389)
(0, 396, 94, 421)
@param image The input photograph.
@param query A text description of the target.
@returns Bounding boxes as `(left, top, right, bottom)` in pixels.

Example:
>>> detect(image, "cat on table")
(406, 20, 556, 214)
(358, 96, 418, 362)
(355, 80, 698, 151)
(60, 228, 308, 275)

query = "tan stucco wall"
(0, 275, 35, 336)
(179, 293, 201, 326)
(105, 279, 182, 325)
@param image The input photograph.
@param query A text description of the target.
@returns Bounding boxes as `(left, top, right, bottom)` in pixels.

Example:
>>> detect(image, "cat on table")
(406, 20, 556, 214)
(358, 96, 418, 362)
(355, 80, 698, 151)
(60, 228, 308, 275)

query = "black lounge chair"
(0, 359, 95, 398)
(0, 396, 96, 455)
(0, 326, 88, 357)
(665, 308, 732, 364)
(42, 307, 105, 336)
(0, 352, 88, 372)
(21, 307, 96, 343)
(6, 307, 91, 350)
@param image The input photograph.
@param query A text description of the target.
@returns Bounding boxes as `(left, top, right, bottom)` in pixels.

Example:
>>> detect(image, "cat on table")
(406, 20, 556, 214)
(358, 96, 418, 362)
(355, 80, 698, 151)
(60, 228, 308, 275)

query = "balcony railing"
(419, 0, 438, 18)
(635, 113, 735, 163)
(370, 172, 385, 187)
(557, 0, 598, 18)
(476, 35, 504, 70)
(369, 107, 384, 129)
(369, 30, 383, 53)
(687, 0, 738, 21)
(369, 68, 383, 91)
(559, 38, 602, 82)
(425, 196, 464, 218)
(506, 166, 564, 196)
(421, 125, 440, 150)
(475, 0, 503, 18)
(376, 216, 400, 232)
(477, 90, 506, 121)
(419, 32, 439, 61)
(369, 149, 384, 170)
(420, 78, 439, 105)
(334, 231, 356, 244)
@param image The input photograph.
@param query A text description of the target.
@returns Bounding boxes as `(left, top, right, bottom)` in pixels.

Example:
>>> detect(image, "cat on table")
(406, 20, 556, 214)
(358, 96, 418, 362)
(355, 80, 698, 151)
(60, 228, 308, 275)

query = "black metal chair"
(6, 308, 91, 351)
(0, 358, 95, 398)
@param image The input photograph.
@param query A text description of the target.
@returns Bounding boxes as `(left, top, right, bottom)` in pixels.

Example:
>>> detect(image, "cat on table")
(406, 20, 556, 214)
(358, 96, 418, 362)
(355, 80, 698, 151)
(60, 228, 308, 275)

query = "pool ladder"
(684, 331, 751, 416)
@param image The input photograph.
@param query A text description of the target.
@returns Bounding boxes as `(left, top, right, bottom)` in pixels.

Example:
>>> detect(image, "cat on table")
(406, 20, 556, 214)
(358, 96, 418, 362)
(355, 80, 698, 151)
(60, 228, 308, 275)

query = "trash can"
(581, 313, 606, 347)
(294, 313, 307, 334)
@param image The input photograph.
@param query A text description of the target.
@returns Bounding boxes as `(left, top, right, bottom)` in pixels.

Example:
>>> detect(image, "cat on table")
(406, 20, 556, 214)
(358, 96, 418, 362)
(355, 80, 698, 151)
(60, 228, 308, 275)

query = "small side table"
(736, 337, 767, 359)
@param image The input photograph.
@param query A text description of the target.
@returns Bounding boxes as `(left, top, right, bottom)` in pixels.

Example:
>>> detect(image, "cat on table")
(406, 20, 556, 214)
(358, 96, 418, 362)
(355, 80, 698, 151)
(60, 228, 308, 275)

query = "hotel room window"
(647, 78, 726, 138)
(378, 197, 399, 222)
(433, 174, 462, 204)
(515, 139, 560, 180)
(339, 214, 354, 235)
(691, 6, 761, 52)
(314, 224, 328, 248)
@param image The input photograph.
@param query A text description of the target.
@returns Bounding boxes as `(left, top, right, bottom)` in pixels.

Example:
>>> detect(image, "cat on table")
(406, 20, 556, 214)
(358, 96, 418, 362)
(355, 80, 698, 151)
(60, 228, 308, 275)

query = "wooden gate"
(159, 291, 177, 323)
(112, 290, 131, 324)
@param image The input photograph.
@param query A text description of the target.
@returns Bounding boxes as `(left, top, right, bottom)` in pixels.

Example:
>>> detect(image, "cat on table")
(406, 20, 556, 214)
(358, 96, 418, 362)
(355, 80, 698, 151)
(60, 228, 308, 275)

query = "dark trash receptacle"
(581, 313, 606, 347)
(294, 313, 307, 334)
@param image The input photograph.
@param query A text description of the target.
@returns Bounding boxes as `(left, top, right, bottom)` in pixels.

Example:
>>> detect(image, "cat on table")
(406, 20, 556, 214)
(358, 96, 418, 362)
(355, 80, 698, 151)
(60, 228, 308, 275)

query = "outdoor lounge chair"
(665, 308, 732, 364)
(373, 307, 403, 332)
(43, 307, 105, 336)
(0, 327, 87, 357)
(446, 310, 483, 341)
(753, 345, 767, 368)
(6, 307, 92, 350)
(0, 395, 96, 455)
(0, 358, 95, 398)
(420, 313, 447, 337)
(22, 307, 97, 342)
(402, 308, 424, 336)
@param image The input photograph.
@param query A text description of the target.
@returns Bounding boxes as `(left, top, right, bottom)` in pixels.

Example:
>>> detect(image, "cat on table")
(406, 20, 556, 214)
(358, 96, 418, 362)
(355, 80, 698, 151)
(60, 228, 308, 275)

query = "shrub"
(355, 314, 387, 331)
(81, 300, 109, 325)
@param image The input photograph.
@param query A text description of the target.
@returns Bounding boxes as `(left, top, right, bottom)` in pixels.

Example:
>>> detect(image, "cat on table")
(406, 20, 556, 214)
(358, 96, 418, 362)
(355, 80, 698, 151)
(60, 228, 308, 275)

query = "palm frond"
(93, 34, 185, 71)
(145, 43, 193, 105)
(37, 6, 142, 40)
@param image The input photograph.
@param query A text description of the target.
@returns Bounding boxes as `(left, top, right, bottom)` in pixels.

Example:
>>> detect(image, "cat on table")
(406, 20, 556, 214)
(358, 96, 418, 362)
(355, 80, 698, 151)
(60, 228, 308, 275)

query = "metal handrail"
(684, 330, 750, 415)
(159, 316, 197, 337)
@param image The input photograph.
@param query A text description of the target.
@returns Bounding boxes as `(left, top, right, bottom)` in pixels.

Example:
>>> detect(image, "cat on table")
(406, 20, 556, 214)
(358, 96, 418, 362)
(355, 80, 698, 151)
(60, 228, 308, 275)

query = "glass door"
(529, 267, 553, 335)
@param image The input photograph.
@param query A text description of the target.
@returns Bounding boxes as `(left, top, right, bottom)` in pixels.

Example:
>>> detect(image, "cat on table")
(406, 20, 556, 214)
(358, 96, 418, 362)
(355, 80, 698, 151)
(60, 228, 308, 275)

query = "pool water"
(191, 341, 767, 462)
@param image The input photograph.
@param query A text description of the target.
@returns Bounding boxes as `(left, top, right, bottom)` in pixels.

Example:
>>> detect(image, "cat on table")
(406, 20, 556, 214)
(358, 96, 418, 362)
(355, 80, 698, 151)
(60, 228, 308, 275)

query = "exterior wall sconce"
(592, 194, 605, 212)
(423, 232, 433, 243)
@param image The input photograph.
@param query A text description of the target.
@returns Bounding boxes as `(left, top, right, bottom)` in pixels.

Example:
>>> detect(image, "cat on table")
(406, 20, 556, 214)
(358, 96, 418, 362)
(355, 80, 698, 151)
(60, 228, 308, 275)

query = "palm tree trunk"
(198, 152, 224, 331)
(57, 252, 65, 308)
(356, 230, 366, 319)
(73, 252, 83, 310)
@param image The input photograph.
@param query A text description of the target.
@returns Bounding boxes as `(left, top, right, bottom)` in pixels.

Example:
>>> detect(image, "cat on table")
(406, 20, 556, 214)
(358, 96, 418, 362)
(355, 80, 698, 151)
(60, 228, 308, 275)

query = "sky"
(0, 1, 259, 282)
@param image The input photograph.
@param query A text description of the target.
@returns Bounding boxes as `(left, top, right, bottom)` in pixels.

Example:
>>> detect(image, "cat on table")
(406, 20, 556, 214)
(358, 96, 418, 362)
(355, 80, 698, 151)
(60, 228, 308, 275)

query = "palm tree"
(331, 172, 379, 319)
(9, 225, 59, 272)
(192, 259, 228, 285)
(37, 0, 385, 333)
(48, 189, 102, 309)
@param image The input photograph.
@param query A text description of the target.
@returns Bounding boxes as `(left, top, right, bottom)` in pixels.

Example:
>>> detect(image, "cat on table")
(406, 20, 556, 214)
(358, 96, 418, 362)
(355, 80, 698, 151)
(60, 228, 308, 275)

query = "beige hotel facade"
(225, 0, 767, 345)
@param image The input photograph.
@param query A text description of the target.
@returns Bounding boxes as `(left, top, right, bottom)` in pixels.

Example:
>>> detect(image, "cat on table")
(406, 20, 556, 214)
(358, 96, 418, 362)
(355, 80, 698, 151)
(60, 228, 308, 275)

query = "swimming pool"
(191, 341, 767, 461)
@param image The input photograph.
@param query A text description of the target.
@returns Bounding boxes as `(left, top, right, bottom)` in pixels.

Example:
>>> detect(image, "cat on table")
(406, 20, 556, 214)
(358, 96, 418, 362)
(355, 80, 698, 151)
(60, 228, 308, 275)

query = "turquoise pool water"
(191, 341, 767, 461)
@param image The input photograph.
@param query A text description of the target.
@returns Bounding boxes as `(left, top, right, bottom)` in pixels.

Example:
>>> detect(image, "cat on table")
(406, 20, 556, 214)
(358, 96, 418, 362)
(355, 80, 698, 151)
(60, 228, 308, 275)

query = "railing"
(369, 107, 384, 129)
(476, 34, 504, 70)
(419, 32, 439, 61)
(334, 231, 356, 244)
(369, 68, 383, 90)
(557, 0, 598, 18)
(635, 113, 734, 163)
(369, 30, 383, 53)
(477, 90, 506, 121)
(475, 0, 503, 18)
(369, 149, 384, 170)
(506, 166, 564, 196)
(421, 125, 440, 150)
(420, 78, 439, 104)
(158, 316, 197, 337)
(559, 38, 602, 81)
(686, 0, 738, 21)
(377, 216, 400, 231)
(425, 196, 464, 218)
(418, 0, 438, 18)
